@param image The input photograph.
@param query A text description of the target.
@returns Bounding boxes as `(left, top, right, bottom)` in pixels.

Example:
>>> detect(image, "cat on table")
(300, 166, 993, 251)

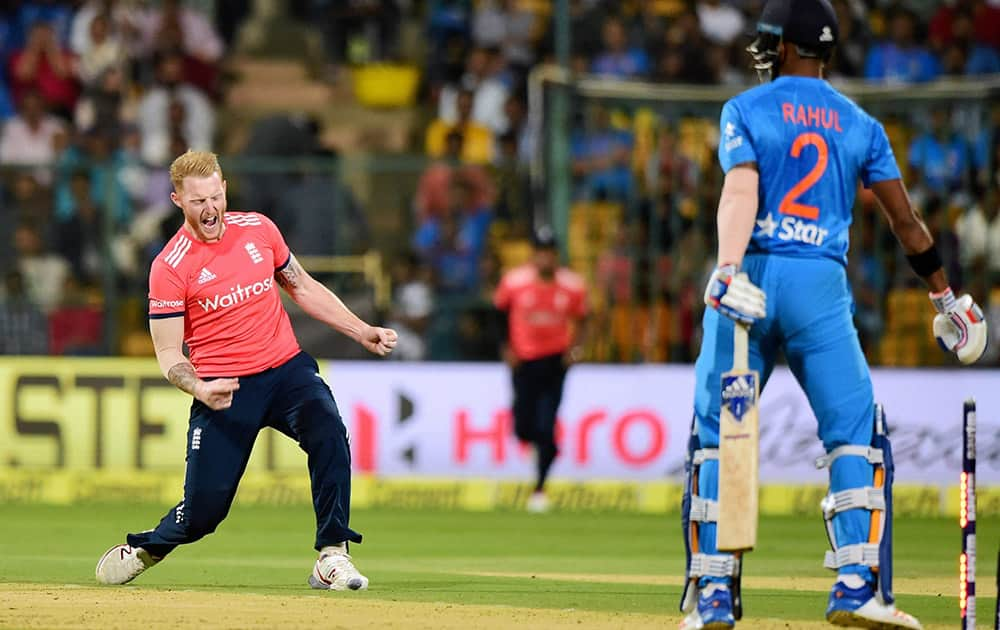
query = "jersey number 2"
(778, 132, 828, 220)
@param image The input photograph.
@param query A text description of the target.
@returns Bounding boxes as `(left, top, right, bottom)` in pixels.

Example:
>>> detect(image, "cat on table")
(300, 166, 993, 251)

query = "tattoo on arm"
(275, 255, 303, 292)
(167, 361, 201, 397)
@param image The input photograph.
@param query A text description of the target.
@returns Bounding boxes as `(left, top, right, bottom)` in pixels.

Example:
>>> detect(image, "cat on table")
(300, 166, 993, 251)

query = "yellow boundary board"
(0, 470, 996, 517)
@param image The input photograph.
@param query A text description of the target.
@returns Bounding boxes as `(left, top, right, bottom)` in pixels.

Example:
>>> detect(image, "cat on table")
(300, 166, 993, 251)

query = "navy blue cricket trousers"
(127, 351, 361, 557)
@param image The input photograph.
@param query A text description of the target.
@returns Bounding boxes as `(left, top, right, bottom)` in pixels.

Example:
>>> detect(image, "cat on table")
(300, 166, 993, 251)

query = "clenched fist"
(195, 378, 240, 410)
(359, 325, 398, 357)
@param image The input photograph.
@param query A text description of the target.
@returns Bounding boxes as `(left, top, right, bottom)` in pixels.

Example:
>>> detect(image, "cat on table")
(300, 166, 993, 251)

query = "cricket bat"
(717, 321, 760, 552)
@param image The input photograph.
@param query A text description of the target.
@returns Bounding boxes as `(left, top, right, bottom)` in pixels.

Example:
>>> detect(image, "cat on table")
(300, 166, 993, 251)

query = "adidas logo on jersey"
(197, 267, 217, 284)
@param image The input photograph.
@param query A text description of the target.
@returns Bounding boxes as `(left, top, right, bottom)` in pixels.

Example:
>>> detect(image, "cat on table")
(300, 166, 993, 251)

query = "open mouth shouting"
(200, 211, 223, 239)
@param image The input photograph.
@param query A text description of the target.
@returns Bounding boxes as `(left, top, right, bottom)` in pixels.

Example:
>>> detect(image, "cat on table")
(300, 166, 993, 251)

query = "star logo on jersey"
(723, 122, 743, 152)
(756, 213, 779, 238)
(197, 267, 217, 285)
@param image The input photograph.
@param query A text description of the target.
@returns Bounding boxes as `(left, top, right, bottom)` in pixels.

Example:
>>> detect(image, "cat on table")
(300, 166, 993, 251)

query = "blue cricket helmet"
(747, 0, 839, 81)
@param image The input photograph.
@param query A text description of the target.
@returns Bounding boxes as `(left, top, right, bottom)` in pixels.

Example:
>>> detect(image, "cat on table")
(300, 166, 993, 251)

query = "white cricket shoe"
(526, 491, 550, 513)
(95, 544, 159, 585)
(308, 547, 369, 591)
(826, 577, 922, 629)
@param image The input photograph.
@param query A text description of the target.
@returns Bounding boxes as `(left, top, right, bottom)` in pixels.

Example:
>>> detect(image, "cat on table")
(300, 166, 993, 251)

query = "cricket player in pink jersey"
(95, 150, 397, 590)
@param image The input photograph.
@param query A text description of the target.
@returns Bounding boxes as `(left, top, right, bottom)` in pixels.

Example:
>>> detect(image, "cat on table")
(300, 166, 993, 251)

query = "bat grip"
(732, 323, 749, 371)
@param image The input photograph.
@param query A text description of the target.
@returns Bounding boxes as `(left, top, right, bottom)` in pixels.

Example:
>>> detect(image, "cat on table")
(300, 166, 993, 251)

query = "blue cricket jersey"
(718, 76, 901, 265)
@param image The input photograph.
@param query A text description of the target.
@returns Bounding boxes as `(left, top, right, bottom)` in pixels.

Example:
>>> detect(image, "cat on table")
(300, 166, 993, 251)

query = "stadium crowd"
(1, 0, 999, 367)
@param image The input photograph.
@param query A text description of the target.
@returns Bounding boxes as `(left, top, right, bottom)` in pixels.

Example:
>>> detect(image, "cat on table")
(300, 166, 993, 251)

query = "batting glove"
(930, 287, 988, 365)
(704, 264, 767, 326)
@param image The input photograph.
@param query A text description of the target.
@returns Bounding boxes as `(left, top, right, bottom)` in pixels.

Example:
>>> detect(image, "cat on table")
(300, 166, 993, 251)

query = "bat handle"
(733, 323, 749, 371)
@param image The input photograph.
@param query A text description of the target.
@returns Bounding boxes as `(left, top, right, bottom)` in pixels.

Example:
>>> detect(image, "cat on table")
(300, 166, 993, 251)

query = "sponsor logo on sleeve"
(724, 121, 744, 152)
(149, 298, 184, 309)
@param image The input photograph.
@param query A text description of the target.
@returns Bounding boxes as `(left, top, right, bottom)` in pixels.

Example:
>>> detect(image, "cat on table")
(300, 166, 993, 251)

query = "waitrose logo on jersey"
(197, 277, 274, 312)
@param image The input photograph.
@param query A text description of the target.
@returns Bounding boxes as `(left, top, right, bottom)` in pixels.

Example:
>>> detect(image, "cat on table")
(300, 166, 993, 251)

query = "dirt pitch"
(0, 583, 959, 630)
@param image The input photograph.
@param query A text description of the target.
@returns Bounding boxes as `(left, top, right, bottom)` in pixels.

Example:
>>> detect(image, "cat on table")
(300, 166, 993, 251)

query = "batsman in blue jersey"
(679, 1, 988, 629)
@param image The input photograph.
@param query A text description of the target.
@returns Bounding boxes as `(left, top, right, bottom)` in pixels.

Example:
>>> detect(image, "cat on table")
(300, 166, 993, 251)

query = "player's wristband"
(905, 246, 942, 278)
(929, 287, 957, 314)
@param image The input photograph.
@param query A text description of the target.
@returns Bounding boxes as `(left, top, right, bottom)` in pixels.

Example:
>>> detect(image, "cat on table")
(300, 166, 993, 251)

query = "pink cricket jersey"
(494, 265, 588, 361)
(148, 212, 301, 376)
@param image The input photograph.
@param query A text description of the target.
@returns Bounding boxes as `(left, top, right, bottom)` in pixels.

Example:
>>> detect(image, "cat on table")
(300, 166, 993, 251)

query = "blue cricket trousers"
(127, 351, 360, 557)
(693, 255, 876, 583)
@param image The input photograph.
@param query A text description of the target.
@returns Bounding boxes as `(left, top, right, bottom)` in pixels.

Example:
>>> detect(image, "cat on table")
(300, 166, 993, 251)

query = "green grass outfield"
(0, 503, 996, 628)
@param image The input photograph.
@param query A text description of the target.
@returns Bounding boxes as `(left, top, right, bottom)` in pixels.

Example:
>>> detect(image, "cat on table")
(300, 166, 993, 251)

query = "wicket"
(961, 399, 976, 630)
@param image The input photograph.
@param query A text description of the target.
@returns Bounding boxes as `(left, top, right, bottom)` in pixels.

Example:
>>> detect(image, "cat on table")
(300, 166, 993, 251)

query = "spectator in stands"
(75, 65, 134, 135)
(420, 210, 483, 295)
(570, 104, 634, 201)
(414, 174, 493, 294)
(646, 125, 699, 230)
(134, 0, 223, 67)
(53, 127, 133, 228)
(71, 0, 141, 58)
(494, 130, 532, 237)
(138, 51, 214, 165)
(924, 196, 964, 289)
(830, 0, 869, 78)
(949, 11, 1000, 76)
(279, 153, 372, 256)
(696, 0, 746, 47)
(426, 88, 494, 164)
(13, 223, 69, 313)
(6, 0, 74, 51)
(416, 127, 496, 226)
(76, 11, 126, 86)
(9, 20, 79, 116)
(0, 173, 52, 279)
(908, 107, 969, 198)
(956, 190, 1000, 275)
(648, 9, 711, 84)
(849, 216, 888, 356)
(0, 89, 64, 175)
(416, 129, 464, 220)
(864, 8, 941, 84)
(386, 251, 434, 361)
(591, 16, 650, 79)
(973, 103, 1000, 191)
(473, 0, 536, 72)
(426, 0, 473, 87)
(0, 270, 48, 355)
(55, 169, 105, 284)
(929, 0, 971, 52)
(972, 0, 1000, 50)
(502, 93, 533, 166)
(705, 44, 745, 86)
(0, 74, 15, 122)
(311, 0, 401, 74)
(437, 46, 510, 134)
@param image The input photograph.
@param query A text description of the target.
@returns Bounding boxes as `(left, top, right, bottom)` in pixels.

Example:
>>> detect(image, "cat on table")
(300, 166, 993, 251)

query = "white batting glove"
(930, 288, 988, 365)
(704, 264, 767, 326)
